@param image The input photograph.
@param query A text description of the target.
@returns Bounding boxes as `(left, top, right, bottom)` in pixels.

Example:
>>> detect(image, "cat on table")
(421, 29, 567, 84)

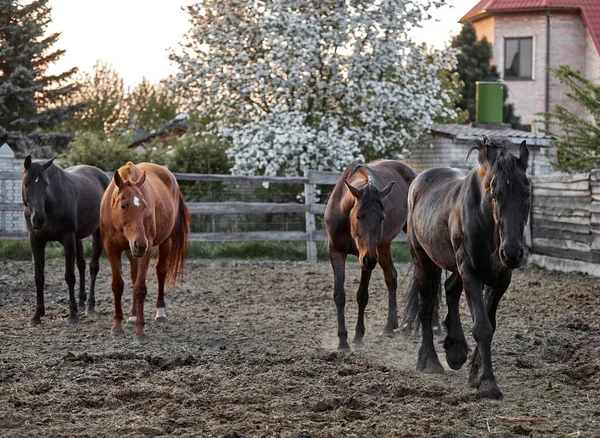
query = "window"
(504, 37, 533, 80)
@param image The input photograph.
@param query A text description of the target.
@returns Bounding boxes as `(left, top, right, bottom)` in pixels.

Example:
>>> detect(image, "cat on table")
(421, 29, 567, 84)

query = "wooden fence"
(528, 170, 600, 274)
(0, 169, 406, 262)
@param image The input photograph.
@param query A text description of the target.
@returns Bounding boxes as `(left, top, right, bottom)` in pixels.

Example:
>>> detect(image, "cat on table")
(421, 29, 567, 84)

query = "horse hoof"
(338, 342, 351, 352)
(155, 316, 168, 324)
(127, 316, 137, 324)
(134, 333, 149, 343)
(68, 318, 79, 325)
(380, 327, 396, 338)
(477, 380, 503, 400)
(111, 328, 124, 336)
(351, 337, 364, 347)
(417, 358, 445, 375)
(86, 308, 97, 316)
(444, 338, 469, 370)
(28, 318, 42, 327)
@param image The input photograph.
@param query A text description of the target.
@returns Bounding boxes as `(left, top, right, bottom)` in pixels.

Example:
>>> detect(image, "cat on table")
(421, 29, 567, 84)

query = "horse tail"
(401, 264, 442, 334)
(165, 191, 191, 285)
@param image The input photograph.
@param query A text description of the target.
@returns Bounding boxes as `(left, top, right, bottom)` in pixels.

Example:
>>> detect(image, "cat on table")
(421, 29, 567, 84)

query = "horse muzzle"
(130, 239, 148, 258)
(360, 254, 379, 271)
(499, 247, 524, 269)
(31, 215, 46, 231)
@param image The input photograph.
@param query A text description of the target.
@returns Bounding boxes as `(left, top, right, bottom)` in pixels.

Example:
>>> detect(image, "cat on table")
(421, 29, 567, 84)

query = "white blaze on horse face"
(133, 196, 140, 207)
(35, 177, 39, 183)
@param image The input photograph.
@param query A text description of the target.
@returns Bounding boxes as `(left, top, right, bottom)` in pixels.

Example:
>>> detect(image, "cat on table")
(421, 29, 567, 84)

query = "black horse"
(22, 156, 110, 325)
(403, 136, 531, 399)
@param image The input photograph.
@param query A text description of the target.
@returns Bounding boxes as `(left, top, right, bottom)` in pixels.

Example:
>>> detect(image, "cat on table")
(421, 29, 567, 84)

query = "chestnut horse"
(100, 162, 190, 342)
(325, 159, 417, 350)
(22, 156, 109, 325)
(403, 137, 531, 399)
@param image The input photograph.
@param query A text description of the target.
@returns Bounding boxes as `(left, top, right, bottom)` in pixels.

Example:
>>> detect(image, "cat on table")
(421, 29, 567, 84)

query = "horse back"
(408, 167, 469, 271)
(63, 165, 109, 239)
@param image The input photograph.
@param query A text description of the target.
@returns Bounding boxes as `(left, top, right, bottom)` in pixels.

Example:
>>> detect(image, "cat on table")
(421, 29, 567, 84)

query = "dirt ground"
(0, 258, 599, 437)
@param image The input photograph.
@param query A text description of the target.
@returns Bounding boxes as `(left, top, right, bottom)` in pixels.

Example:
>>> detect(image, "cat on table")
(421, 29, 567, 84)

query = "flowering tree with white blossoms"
(169, 0, 457, 176)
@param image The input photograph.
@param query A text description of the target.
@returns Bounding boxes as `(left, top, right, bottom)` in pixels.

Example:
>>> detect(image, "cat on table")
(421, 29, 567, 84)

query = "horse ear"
(479, 136, 498, 166)
(43, 156, 56, 170)
(113, 170, 124, 188)
(134, 171, 146, 187)
(380, 181, 395, 199)
(345, 180, 363, 200)
(24, 155, 32, 169)
(518, 140, 529, 169)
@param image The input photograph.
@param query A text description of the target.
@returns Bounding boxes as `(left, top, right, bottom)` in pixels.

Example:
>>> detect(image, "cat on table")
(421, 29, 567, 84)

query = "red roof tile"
(460, 0, 600, 53)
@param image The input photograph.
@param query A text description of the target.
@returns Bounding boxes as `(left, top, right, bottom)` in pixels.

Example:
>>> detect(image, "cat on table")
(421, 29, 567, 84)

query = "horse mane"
(345, 161, 383, 210)
(466, 136, 519, 176)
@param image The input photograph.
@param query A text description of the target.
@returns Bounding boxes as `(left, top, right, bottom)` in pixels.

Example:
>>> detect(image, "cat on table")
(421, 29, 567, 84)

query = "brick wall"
(0, 152, 26, 234)
(406, 135, 561, 177)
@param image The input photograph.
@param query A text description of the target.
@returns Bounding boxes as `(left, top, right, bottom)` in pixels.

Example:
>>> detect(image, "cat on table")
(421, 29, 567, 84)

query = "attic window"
(504, 37, 533, 80)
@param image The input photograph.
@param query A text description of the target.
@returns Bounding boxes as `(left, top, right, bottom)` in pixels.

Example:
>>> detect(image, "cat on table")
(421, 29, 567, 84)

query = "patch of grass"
(0, 240, 413, 263)
(0, 241, 94, 261)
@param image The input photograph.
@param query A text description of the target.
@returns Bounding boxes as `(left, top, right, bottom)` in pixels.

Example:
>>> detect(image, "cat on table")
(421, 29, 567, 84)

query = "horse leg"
(413, 246, 444, 374)
(125, 251, 139, 324)
(329, 246, 349, 350)
(87, 229, 103, 315)
(378, 242, 398, 336)
(155, 239, 172, 324)
(75, 239, 86, 312)
(29, 236, 46, 326)
(63, 232, 79, 324)
(468, 282, 509, 395)
(133, 251, 152, 342)
(352, 267, 371, 345)
(460, 267, 503, 399)
(106, 247, 125, 335)
(443, 272, 469, 370)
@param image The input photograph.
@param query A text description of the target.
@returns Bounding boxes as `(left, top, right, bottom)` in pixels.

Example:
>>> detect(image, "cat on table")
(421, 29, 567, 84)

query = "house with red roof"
(460, 0, 600, 131)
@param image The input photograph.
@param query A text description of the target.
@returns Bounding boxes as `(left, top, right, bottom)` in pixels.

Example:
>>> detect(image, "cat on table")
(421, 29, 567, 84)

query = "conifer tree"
(543, 65, 600, 173)
(0, 0, 81, 155)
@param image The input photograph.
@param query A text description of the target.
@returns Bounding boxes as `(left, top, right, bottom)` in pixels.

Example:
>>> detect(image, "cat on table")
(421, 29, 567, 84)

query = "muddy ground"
(0, 258, 599, 437)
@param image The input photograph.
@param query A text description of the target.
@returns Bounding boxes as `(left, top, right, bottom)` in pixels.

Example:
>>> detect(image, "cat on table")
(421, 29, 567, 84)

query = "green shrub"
(63, 131, 136, 171)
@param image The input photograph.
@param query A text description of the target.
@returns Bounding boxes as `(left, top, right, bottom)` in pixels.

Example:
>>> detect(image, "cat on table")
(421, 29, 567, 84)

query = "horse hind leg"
(155, 239, 172, 324)
(443, 272, 469, 370)
(87, 229, 103, 315)
(76, 239, 86, 312)
(411, 246, 444, 374)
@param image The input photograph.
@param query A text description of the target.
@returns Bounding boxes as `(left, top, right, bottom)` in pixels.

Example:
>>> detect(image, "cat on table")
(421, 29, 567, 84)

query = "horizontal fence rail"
(0, 169, 407, 262)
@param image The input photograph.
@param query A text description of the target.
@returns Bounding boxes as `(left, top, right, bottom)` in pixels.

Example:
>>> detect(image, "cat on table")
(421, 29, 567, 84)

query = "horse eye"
(356, 215, 362, 221)
(121, 203, 126, 211)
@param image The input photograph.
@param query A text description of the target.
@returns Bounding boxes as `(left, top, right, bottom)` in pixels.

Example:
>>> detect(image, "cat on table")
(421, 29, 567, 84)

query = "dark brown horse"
(100, 162, 190, 342)
(22, 156, 109, 325)
(325, 159, 417, 350)
(403, 136, 531, 399)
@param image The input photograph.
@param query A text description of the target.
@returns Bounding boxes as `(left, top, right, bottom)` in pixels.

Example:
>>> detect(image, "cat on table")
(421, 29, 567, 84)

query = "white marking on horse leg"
(127, 315, 137, 324)
(156, 307, 167, 320)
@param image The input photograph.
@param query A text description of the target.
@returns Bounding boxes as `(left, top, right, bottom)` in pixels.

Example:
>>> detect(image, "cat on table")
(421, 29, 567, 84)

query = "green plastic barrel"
(476, 82, 504, 124)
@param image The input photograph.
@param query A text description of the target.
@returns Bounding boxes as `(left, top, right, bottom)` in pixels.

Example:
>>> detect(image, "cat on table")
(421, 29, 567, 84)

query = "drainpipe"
(545, 8, 551, 131)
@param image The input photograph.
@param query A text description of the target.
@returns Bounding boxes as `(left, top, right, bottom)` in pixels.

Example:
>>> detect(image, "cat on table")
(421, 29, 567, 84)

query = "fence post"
(304, 169, 317, 262)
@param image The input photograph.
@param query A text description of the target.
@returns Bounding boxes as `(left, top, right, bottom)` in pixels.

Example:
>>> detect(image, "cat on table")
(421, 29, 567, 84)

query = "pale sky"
(47, 0, 466, 88)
